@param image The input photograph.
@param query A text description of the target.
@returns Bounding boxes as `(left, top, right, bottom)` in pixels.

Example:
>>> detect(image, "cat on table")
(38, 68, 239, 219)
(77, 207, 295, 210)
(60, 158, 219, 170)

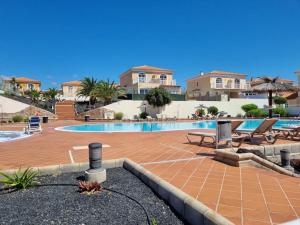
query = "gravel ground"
(0, 168, 185, 225)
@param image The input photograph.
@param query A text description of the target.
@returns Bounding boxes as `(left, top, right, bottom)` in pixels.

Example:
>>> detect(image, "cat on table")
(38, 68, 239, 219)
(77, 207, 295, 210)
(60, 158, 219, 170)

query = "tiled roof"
(280, 91, 298, 99)
(132, 65, 172, 72)
(187, 70, 246, 81)
(62, 80, 82, 86)
(207, 70, 246, 76)
(15, 77, 41, 84)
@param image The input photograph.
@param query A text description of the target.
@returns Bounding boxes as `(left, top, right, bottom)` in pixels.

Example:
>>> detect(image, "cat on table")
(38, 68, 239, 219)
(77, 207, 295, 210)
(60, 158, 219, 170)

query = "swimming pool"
(0, 131, 31, 142)
(56, 119, 300, 133)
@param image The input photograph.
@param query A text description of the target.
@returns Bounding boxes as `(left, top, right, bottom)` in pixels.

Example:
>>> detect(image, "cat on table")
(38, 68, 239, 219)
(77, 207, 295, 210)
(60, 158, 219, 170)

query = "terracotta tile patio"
(0, 120, 299, 225)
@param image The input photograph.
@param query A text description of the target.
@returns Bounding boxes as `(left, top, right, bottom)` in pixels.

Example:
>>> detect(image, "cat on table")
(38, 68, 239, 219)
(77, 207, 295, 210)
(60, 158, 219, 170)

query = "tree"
(274, 96, 287, 106)
(145, 87, 172, 109)
(77, 77, 98, 106)
(24, 90, 41, 104)
(250, 77, 297, 118)
(43, 88, 58, 110)
(207, 106, 218, 116)
(91, 79, 126, 105)
(241, 104, 258, 114)
(9, 77, 19, 93)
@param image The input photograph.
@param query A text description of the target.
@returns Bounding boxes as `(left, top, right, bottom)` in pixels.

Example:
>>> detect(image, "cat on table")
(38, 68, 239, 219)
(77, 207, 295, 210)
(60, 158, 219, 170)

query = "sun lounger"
(146, 116, 155, 121)
(273, 125, 300, 140)
(186, 120, 244, 147)
(25, 116, 42, 134)
(237, 119, 278, 144)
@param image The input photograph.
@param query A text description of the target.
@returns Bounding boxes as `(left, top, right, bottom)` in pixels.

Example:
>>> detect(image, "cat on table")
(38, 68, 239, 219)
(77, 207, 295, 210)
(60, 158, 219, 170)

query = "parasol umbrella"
(250, 77, 298, 118)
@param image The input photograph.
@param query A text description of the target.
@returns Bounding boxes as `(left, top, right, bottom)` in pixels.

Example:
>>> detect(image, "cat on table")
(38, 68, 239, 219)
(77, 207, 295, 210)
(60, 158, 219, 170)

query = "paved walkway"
(0, 120, 299, 225)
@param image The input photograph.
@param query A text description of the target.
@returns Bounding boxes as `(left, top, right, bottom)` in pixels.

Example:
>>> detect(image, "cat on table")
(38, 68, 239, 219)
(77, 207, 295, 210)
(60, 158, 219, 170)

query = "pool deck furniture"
(146, 115, 155, 121)
(186, 120, 244, 148)
(273, 125, 300, 140)
(237, 118, 278, 144)
(25, 116, 42, 134)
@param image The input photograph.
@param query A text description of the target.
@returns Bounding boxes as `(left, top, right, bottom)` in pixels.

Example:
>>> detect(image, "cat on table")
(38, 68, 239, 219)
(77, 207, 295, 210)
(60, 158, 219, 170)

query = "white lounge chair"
(25, 116, 42, 134)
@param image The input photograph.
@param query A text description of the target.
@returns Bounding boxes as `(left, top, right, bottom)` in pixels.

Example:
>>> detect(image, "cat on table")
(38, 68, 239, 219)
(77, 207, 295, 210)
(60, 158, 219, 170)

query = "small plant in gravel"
(151, 218, 158, 225)
(0, 167, 39, 190)
(78, 181, 102, 194)
(12, 115, 23, 123)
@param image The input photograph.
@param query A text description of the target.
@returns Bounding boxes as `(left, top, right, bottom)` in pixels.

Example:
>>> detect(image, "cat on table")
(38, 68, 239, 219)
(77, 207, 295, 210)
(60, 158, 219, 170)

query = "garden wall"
(103, 98, 268, 119)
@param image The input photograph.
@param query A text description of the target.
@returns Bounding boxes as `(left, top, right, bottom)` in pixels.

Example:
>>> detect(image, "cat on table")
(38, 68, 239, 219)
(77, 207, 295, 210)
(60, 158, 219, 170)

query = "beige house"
(186, 71, 247, 100)
(61, 80, 82, 100)
(287, 71, 300, 107)
(120, 65, 181, 94)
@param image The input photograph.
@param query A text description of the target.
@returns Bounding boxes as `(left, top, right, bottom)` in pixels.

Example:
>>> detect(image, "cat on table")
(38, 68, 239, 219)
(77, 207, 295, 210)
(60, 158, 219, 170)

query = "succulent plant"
(78, 181, 102, 194)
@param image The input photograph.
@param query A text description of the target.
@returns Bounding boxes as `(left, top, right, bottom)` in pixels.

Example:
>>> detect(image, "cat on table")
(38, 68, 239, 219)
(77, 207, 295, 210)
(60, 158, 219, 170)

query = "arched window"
(138, 72, 145, 83)
(160, 74, 167, 84)
(216, 78, 222, 88)
(234, 79, 240, 88)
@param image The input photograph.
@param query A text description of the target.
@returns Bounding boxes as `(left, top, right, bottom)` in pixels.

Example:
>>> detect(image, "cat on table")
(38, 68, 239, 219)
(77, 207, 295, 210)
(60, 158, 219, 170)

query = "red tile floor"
(0, 120, 299, 225)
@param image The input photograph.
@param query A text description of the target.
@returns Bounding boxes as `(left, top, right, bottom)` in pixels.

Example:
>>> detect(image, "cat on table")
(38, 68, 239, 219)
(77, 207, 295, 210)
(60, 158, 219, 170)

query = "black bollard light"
(85, 142, 106, 183)
(280, 149, 290, 167)
(89, 143, 102, 169)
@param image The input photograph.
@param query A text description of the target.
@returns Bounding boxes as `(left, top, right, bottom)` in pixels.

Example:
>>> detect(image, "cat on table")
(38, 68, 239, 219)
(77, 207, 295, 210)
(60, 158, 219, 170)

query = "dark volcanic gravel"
(0, 168, 185, 225)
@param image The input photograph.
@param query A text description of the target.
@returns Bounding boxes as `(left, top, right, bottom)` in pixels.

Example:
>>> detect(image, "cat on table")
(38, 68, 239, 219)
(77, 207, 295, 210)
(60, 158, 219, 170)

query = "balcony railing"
(211, 83, 244, 89)
(134, 79, 177, 86)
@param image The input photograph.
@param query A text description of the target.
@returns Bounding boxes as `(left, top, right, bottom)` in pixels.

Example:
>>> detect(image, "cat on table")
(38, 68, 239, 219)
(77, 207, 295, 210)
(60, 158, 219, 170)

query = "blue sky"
(0, 0, 299, 90)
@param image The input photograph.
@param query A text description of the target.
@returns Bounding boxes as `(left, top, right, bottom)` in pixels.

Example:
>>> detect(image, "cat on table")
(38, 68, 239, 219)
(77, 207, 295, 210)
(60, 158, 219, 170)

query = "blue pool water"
(56, 119, 300, 133)
(0, 131, 31, 142)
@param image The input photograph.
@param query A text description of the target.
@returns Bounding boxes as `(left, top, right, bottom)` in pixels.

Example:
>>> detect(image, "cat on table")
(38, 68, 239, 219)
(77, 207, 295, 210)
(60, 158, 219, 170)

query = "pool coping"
(0, 158, 234, 225)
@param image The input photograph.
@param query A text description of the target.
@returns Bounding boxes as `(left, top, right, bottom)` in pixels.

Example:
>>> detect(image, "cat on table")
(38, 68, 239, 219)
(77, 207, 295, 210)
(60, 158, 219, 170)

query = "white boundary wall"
(104, 99, 268, 119)
(0, 95, 30, 113)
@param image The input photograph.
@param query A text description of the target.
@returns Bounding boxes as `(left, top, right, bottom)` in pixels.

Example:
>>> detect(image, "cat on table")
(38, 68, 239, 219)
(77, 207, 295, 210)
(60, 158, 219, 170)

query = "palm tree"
(91, 79, 126, 105)
(9, 77, 18, 92)
(250, 77, 297, 118)
(43, 88, 58, 110)
(24, 89, 41, 104)
(77, 77, 98, 106)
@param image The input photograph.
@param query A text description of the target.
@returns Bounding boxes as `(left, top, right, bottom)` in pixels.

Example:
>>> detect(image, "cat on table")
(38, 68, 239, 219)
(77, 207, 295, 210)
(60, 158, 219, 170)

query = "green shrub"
(139, 111, 149, 119)
(274, 96, 287, 105)
(196, 108, 205, 117)
(0, 168, 39, 190)
(12, 115, 23, 123)
(273, 107, 287, 117)
(247, 109, 268, 118)
(241, 104, 258, 113)
(23, 116, 29, 122)
(207, 106, 218, 116)
(114, 112, 123, 120)
(145, 87, 172, 108)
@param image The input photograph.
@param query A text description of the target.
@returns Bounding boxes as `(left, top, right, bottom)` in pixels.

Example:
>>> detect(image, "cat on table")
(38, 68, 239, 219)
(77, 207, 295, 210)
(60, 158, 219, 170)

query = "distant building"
(186, 71, 247, 100)
(0, 76, 41, 94)
(287, 71, 300, 107)
(120, 65, 182, 95)
(15, 77, 41, 92)
(60, 80, 82, 100)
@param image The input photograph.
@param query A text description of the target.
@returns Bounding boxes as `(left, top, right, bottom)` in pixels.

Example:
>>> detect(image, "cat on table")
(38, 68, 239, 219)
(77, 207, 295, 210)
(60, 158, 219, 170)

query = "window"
(28, 83, 34, 90)
(68, 86, 73, 93)
(197, 82, 198, 87)
(160, 74, 167, 84)
(140, 89, 149, 94)
(138, 72, 146, 83)
(216, 78, 222, 88)
(234, 79, 240, 88)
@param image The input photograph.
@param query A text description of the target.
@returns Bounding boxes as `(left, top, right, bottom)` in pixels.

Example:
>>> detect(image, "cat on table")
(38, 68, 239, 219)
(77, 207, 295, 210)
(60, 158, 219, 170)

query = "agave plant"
(78, 181, 102, 194)
(0, 167, 39, 190)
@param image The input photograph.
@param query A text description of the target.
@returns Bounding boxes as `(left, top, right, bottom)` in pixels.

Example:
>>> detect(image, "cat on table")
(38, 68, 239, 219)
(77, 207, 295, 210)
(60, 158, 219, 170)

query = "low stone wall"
(214, 148, 299, 177)
(1, 158, 234, 225)
(77, 107, 115, 120)
(2, 105, 57, 120)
